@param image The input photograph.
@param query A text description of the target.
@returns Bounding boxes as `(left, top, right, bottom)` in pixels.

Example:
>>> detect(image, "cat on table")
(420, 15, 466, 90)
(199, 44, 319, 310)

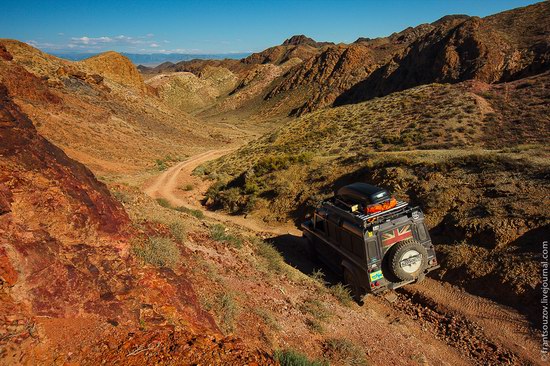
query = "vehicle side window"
(327, 220, 340, 244)
(352, 235, 365, 259)
(340, 230, 353, 253)
(314, 216, 326, 232)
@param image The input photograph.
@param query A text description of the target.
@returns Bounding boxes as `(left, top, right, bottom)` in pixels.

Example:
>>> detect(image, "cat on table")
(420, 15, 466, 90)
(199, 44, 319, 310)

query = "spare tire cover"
(385, 239, 428, 281)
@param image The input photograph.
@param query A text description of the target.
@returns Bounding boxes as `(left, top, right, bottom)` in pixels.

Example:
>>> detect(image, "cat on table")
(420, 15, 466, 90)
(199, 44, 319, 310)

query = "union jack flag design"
(382, 225, 413, 247)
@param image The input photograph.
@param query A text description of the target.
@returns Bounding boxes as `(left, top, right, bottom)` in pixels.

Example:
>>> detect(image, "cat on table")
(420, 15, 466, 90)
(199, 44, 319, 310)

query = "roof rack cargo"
(322, 198, 410, 229)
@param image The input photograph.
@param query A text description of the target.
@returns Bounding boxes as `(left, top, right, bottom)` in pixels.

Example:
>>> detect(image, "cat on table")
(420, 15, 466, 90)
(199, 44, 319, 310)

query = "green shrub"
(192, 164, 209, 176)
(205, 180, 225, 201)
(253, 153, 314, 176)
(274, 349, 327, 366)
(217, 187, 243, 213)
(155, 155, 183, 171)
(244, 179, 260, 194)
(156, 198, 172, 208)
(176, 206, 205, 219)
(243, 194, 258, 213)
(210, 224, 243, 248)
(182, 184, 194, 191)
(155, 159, 168, 171)
(132, 236, 181, 268)
(210, 224, 228, 241)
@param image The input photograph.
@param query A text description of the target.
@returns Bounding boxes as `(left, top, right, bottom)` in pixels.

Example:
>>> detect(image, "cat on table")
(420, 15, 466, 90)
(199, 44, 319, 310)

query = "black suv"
(301, 183, 439, 299)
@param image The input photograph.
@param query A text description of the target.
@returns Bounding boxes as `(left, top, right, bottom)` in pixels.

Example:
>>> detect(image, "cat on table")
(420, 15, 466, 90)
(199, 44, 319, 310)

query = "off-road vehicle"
(301, 183, 439, 299)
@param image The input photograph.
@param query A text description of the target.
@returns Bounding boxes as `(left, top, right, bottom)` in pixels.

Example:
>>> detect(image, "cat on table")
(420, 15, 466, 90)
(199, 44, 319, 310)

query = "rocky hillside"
(79, 51, 149, 94)
(264, 24, 437, 115)
(0, 61, 273, 365)
(336, 1, 550, 105)
(0, 40, 222, 174)
(144, 2, 549, 120)
(146, 66, 238, 113)
(242, 34, 333, 65)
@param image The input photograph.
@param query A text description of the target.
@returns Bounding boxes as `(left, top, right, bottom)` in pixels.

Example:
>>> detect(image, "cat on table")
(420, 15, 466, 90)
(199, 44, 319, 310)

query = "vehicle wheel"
(304, 237, 317, 260)
(343, 268, 363, 304)
(386, 239, 428, 282)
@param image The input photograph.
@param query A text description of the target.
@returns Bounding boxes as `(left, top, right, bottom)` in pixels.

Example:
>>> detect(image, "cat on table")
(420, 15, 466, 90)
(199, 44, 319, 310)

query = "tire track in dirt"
(388, 278, 540, 365)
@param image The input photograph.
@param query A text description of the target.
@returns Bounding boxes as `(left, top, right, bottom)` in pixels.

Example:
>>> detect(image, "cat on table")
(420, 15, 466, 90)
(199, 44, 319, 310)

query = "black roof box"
(336, 183, 390, 205)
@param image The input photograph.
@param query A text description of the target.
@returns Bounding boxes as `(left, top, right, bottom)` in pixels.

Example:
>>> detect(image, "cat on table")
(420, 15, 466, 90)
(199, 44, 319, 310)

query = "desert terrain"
(1, 1, 549, 365)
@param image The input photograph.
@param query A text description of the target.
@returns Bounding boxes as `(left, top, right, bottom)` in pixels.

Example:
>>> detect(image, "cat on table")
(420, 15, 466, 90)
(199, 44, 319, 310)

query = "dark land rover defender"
(301, 183, 439, 299)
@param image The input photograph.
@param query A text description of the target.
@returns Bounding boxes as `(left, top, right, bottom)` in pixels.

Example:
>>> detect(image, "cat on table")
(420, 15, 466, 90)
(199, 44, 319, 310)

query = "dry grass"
(323, 338, 369, 366)
(201, 290, 239, 334)
(132, 236, 181, 268)
(329, 283, 354, 307)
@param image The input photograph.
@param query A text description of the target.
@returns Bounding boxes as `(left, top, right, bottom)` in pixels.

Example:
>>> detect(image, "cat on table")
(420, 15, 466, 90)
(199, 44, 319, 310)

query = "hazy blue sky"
(0, 0, 542, 54)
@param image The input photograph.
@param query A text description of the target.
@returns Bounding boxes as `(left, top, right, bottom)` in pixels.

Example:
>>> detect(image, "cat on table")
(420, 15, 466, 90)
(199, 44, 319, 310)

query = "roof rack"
(321, 199, 410, 229)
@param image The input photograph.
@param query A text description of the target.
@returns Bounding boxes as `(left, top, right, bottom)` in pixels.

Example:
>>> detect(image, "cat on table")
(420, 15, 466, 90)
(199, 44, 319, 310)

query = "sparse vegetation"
(330, 283, 354, 307)
(154, 197, 206, 220)
(210, 224, 243, 248)
(253, 238, 288, 274)
(182, 184, 194, 191)
(155, 154, 184, 171)
(324, 338, 368, 366)
(309, 269, 327, 285)
(156, 197, 172, 208)
(132, 236, 181, 268)
(169, 221, 186, 242)
(176, 205, 205, 219)
(254, 308, 281, 331)
(201, 291, 238, 334)
(112, 189, 131, 204)
(274, 349, 327, 366)
(305, 318, 324, 333)
(299, 298, 330, 322)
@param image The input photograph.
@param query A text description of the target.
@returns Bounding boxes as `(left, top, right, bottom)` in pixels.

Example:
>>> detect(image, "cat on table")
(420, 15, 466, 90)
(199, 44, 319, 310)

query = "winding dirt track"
(144, 149, 300, 236)
(144, 149, 541, 365)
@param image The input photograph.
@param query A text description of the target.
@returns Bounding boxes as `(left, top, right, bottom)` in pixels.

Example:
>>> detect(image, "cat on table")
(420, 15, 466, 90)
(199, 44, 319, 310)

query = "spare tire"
(385, 239, 428, 281)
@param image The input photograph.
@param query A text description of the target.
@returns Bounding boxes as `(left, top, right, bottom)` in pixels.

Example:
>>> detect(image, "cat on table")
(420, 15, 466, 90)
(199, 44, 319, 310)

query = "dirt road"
(144, 149, 541, 366)
(144, 149, 300, 236)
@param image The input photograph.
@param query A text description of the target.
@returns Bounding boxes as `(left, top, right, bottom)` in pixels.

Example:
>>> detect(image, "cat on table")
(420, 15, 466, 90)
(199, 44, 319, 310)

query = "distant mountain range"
(52, 52, 251, 66)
